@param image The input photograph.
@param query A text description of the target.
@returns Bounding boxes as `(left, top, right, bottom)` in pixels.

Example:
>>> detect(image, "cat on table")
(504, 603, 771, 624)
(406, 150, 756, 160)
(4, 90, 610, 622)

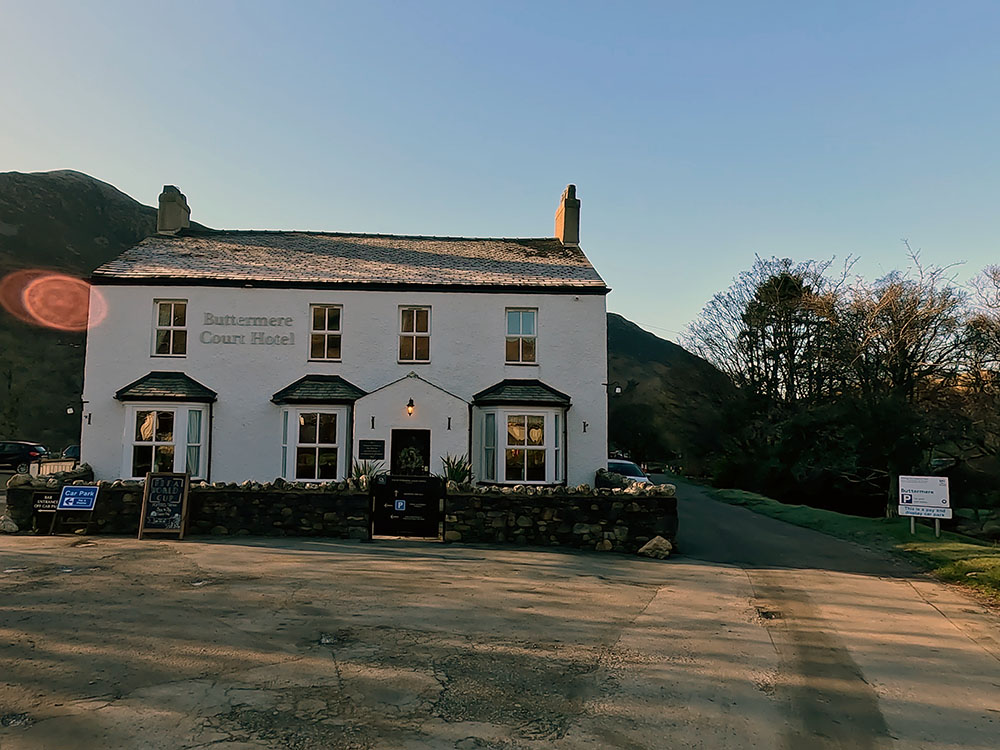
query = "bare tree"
(685, 256, 847, 405)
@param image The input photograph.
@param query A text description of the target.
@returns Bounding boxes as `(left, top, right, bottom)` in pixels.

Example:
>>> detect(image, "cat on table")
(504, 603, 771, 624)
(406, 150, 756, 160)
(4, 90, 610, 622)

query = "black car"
(0, 441, 48, 473)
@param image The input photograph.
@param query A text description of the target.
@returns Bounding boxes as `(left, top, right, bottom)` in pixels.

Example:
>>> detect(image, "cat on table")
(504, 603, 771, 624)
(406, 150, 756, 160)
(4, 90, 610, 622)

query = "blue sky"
(2, 1, 998, 338)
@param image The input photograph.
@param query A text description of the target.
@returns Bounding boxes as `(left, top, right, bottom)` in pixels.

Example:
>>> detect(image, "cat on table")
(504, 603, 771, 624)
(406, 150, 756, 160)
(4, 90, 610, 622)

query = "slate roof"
(91, 230, 608, 293)
(271, 375, 366, 404)
(472, 379, 572, 407)
(115, 371, 218, 402)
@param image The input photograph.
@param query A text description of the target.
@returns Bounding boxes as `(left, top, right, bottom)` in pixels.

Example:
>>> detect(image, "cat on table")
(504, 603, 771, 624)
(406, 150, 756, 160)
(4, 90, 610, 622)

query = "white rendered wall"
(81, 285, 608, 485)
(353, 374, 469, 476)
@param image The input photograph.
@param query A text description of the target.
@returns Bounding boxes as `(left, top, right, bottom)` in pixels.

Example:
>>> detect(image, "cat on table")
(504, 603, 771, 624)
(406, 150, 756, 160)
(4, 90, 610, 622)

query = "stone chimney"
(157, 185, 191, 234)
(554, 184, 580, 246)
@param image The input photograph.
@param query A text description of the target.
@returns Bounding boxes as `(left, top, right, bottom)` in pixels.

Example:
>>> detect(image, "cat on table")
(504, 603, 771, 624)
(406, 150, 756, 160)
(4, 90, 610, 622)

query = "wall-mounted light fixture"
(406, 398, 415, 416)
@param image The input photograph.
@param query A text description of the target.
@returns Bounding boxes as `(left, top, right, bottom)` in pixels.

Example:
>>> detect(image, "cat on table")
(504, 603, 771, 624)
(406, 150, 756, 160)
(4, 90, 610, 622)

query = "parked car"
(0, 441, 48, 473)
(62, 445, 80, 460)
(607, 459, 652, 485)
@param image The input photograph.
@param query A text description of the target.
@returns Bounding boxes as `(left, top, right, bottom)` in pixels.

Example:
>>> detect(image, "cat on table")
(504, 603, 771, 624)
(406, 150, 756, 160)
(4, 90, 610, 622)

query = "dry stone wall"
(5, 469, 677, 553)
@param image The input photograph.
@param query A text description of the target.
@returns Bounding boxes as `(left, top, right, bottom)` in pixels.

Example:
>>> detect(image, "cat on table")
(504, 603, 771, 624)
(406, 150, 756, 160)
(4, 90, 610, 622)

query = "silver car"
(607, 459, 652, 485)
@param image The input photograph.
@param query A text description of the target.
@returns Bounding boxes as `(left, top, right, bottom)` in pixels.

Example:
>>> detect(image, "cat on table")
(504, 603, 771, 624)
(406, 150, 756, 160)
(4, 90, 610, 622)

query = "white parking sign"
(898, 475, 951, 519)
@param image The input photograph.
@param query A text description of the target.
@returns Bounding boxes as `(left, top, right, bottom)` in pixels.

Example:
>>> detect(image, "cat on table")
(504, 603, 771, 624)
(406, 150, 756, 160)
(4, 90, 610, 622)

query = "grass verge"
(710, 487, 1000, 603)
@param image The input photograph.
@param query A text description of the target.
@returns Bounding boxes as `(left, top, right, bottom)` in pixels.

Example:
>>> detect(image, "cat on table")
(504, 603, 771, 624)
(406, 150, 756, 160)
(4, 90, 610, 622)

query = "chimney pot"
(555, 184, 580, 246)
(157, 185, 191, 234)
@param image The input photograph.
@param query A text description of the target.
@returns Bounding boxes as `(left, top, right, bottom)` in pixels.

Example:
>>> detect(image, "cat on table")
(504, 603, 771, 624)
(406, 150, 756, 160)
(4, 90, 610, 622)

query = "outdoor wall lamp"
(406, 398, 415, 416)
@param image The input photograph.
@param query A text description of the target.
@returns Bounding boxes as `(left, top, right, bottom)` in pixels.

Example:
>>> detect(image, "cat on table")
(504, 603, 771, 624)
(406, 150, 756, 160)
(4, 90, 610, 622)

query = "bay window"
(476, 408, 566, 484)
(124, 404, 207, 479)
(280, 406, 349, 481)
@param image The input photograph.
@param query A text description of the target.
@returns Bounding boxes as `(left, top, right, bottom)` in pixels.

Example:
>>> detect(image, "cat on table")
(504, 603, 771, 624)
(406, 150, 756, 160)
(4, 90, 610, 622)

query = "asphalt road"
(0, 478, 998, 749)
(663, 476, 1000, 750)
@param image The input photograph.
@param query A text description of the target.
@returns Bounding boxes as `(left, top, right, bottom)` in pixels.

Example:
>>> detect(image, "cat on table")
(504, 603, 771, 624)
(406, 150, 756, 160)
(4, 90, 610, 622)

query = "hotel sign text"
(200, 312, 297, 346)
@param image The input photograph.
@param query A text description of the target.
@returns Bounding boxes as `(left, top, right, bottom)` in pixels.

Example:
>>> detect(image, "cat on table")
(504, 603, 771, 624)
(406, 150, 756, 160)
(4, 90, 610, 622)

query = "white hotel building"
(81, 185, 609, 486)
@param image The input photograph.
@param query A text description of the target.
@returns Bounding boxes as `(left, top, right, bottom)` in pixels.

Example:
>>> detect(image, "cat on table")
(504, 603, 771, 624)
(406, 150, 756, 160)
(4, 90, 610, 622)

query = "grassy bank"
(709, 487, 1000, 602)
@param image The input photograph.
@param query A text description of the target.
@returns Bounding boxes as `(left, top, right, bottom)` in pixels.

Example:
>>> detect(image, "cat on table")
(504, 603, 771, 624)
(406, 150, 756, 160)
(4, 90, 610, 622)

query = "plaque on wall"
(358, 440, 386, 460)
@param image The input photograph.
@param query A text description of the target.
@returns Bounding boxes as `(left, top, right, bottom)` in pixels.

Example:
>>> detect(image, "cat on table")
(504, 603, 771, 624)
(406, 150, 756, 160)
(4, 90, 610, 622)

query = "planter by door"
(391, 429, 431, 475)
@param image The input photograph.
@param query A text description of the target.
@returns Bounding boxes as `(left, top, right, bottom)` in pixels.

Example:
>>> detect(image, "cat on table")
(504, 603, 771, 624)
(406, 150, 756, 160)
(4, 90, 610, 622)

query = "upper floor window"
(153, 300, 187, 356)
(310, 304, 342, 361)
(506, 308, 536, 364)
(399, 306, 430, 363)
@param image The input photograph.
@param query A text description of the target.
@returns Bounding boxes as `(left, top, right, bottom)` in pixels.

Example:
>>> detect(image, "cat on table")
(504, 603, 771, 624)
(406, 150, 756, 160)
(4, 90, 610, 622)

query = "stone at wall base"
(637, 536, 673, 559)
(0, 515, 18, 534)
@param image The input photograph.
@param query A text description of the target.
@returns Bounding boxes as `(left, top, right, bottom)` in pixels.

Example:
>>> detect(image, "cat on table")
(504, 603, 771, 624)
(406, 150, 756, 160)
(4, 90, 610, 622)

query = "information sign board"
(138, 473, 190, 540)
(32, 491, 58, 513)
(57, 486, 99, 511)
(898, 475, 951, 520)
(358, 440, 386, 460)
(370, 474, 444, 538)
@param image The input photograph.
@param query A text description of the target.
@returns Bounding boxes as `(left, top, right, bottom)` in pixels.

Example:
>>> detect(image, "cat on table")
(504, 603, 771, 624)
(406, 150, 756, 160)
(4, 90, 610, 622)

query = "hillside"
(0, 170, 159, 274)
(0, 171, 167, 447)
(0, 170, 735, 464)
(607, 313, 736, 472)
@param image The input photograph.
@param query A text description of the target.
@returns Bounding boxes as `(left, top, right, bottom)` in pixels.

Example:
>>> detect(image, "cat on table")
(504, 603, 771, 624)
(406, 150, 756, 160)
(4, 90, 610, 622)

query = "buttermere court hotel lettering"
(201, 312, 297, 346)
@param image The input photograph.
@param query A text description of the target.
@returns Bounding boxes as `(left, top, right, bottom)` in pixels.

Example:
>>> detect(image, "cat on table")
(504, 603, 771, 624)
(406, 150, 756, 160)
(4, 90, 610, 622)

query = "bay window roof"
(115, 371, 218, 402)
(271, 374, 366, 404)
(472, 379, 571, 407)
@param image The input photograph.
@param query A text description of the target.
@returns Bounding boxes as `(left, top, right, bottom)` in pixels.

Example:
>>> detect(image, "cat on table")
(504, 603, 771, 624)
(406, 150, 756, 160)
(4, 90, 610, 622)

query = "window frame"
(476, 407, 566, 485)
(122, 403, 208, 480)
(280, 406, 350, 482)
(308, 304, 343, 362)
(152, 299, 188, 358)
(505, 308, 538, 365)
(398, 305, 431, 364)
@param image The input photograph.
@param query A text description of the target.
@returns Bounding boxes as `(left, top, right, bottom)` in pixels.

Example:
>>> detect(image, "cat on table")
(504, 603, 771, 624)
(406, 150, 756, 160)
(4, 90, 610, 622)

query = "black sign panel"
(32, 491, 58, 513)
(371, 474, 444, 538)
(358, 440, 386, 460)
(139, 473, 190, 539)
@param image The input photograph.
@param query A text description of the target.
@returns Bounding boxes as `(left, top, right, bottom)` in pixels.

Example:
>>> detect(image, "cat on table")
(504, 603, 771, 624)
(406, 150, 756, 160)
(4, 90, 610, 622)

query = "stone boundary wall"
(447, 493, 677, 552)
(5, 469, 677, 553)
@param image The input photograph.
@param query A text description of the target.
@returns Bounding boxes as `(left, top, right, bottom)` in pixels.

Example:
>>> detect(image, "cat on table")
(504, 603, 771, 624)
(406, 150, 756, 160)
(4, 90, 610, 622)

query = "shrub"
(440, 453, 473, 483)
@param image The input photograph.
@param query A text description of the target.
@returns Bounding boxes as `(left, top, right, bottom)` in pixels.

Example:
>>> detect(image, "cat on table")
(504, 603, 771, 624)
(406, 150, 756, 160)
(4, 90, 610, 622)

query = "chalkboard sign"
(138, 472, 190, 540)
(33, 491, 58, 513)
(358, 440, 386, 460)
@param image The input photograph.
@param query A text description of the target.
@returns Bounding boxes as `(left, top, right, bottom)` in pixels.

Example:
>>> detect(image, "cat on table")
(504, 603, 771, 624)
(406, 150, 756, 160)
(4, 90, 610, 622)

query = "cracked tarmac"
(2, 483, 1000, 749)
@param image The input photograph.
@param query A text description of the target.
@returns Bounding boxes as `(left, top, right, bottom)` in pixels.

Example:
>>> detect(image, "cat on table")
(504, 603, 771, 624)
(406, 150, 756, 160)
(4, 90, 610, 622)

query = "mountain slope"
(0, 170, 169, 446)
(607, 313, 736, 471)
(0, 170, 158, 274)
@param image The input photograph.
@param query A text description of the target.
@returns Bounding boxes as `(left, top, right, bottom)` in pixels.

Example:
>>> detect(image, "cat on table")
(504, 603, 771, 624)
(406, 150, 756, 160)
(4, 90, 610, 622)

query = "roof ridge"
(171, 228, 562, 243)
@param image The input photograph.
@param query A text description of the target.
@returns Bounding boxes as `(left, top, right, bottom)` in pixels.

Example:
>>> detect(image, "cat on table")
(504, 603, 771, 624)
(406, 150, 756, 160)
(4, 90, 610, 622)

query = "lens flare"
(0, 270, 107, 331)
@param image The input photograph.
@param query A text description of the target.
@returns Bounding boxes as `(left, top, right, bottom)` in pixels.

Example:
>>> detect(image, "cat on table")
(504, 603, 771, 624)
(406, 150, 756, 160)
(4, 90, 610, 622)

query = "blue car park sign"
(57, 485, 99, 511)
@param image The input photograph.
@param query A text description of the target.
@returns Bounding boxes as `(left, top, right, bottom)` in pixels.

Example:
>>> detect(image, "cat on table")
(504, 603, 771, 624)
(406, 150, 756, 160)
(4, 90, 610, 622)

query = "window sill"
(151, 353, 187, 358)
(281, 478, 345, 484)
(504, 362, 539, 367)
(397, 360, 431, 365)
(476, 481, 565, 488)
(307, 359, 343, 364)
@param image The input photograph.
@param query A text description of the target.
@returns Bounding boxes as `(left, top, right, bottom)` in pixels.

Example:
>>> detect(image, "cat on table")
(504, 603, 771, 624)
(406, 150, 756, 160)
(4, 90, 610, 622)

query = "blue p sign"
(394, 499, 406, 511)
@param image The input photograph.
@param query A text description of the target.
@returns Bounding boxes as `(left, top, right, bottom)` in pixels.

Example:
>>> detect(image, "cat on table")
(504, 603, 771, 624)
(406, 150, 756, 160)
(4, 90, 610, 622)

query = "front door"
(390, 429, 431, 475)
